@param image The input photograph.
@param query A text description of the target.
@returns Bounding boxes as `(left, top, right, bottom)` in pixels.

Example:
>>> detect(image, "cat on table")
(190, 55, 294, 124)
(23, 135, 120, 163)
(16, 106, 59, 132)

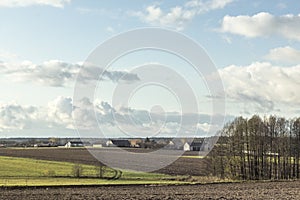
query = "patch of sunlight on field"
(181, 156, 204, 159)
(0, 156, 188, 186)
(0, 156, 97, 177)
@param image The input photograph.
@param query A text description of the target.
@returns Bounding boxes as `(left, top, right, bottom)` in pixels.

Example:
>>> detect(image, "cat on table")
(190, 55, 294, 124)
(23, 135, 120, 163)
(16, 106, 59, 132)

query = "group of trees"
(71, 164, 122, 179)
(207, 115, 300, 180)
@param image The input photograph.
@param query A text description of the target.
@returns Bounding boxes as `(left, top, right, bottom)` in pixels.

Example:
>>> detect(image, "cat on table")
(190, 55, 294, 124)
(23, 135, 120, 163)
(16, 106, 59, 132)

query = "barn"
(111, 139, 131, 147)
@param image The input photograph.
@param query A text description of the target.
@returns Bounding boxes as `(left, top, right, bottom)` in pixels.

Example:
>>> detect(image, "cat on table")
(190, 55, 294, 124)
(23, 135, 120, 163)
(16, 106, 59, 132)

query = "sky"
(0, 0, 300, 138)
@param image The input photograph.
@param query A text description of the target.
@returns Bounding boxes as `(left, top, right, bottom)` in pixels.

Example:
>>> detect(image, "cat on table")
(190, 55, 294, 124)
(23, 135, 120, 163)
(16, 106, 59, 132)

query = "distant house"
(183, 140, 204, 151)
(111, 139, 131, 147)
(164, 140, 175, 149)
(106, 140, 113, 147)
(190, 141, 203, 151)
(165, 139, 185, 150)
(106, 139, 131, 147)
(65, 141, 84, 148)
(129, 139, 142, 148)
(183, 142, 191, 151)
(92, 143, 103, 148)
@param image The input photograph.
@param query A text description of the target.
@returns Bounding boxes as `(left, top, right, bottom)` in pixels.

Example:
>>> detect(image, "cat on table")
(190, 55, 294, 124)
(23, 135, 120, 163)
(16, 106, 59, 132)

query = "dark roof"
(190, 141, 203, 147)
(111, 139, 130, 147)
(69, 141, 83, 144)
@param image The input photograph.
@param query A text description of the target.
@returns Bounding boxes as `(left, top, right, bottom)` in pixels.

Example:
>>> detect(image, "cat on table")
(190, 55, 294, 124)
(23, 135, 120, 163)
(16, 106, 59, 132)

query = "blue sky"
(0, 0, 300, 138)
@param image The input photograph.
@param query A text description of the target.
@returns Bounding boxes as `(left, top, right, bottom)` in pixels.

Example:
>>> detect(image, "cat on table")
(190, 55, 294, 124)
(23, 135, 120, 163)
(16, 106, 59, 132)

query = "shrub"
(72, 164, 83, 178)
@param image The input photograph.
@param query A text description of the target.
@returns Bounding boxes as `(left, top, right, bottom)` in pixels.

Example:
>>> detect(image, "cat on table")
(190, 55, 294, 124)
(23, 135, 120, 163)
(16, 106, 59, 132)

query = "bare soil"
(1, 181, 300, 200)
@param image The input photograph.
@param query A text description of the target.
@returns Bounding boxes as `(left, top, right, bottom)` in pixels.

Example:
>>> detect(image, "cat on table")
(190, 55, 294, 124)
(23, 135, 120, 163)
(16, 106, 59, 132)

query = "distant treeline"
(207, 115, 300, 180)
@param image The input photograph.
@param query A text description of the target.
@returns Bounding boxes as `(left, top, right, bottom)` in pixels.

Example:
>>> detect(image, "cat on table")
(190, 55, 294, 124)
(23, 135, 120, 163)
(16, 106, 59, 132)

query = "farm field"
(0, 155, 190, 187)
(0, 148, 209, 176)
(1, 181, 300, 200)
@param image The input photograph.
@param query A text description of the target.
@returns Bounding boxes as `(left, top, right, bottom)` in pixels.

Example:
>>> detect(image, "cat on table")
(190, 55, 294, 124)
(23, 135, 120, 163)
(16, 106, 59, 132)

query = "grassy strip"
(0, 177, 187, 187)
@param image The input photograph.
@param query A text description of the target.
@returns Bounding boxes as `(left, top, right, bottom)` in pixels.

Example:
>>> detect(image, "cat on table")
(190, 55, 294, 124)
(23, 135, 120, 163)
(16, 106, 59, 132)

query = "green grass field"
(0, 156, 189, 186)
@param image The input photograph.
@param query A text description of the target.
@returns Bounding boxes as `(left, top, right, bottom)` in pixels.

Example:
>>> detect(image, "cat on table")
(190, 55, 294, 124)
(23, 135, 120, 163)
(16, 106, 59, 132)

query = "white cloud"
(131, 0, 234, 30)
(185, 0, 234, 13)
(0, 103, 39, 132)
(265, 46, 300, 65)
(0, 97, 74, 133)
(221, 12, 300, 41)
(218, 62, 300, 113)
(0, 60, 140, 87)
(47, 96, 73, 129)
(72, 97, 104, 131)
(197, 122, 211, 132)
(197, 122, 220, 133)
(0, 0, 71, 8)
(131, 5, 195, 31)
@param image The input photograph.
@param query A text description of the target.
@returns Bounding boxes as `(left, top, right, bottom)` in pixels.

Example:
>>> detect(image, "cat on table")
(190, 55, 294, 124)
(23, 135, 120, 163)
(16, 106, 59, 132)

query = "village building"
(183, 139, 204, 151)
(65, 141, 84, 148)
(129, 139, 142, 148)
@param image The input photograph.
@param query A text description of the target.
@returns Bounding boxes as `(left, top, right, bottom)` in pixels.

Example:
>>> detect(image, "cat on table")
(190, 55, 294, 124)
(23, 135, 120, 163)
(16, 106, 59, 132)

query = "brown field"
(0, 148, 208, 176)
(1, 181, 300, 200)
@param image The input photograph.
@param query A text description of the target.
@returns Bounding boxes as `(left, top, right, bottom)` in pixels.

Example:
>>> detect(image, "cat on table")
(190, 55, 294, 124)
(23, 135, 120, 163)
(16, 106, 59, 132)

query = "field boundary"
(1, 179, 299, 189)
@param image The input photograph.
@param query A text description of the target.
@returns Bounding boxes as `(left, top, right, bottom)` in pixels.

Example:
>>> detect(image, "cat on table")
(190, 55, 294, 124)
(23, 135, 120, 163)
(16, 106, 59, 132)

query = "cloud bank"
(0, 96, 222, 138)
(0, 60, 140, 87)
(0, 0, 71, 8)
